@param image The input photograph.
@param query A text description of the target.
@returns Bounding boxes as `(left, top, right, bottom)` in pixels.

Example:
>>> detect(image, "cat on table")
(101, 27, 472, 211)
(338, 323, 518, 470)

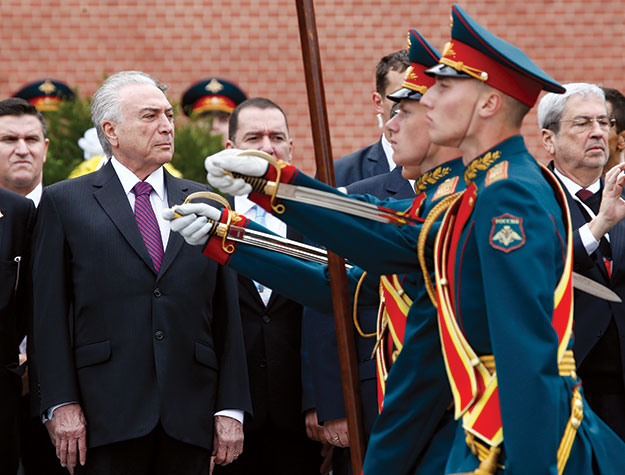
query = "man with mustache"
(31, 71, 250, 474)
(539, 83, 625, 441)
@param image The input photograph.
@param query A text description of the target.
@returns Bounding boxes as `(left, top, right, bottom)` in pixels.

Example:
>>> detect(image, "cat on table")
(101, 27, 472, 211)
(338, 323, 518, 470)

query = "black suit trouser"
(74, 423, 210, 475)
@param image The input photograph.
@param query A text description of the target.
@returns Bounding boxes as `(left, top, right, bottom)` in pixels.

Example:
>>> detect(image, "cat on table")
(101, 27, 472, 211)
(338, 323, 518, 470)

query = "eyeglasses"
(551, 116, 616, 132)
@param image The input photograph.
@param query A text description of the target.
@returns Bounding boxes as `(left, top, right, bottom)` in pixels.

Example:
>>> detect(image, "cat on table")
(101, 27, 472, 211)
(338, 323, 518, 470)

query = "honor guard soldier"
(420, 4, 625, 473)
(13, 79, 75, 112)
(181, 78, 247, 146)
(164, 28, 465, 474)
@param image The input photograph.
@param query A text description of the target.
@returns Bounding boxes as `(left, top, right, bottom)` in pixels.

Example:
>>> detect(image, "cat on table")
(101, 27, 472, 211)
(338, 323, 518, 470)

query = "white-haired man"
(31, 70, 251, 474)
(539, 82, 625, 441)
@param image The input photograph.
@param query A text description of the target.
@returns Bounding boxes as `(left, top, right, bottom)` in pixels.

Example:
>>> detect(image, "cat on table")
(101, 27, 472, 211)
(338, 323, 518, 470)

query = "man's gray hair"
(537, 82, 606, 134)
(91, 71, 167, 157)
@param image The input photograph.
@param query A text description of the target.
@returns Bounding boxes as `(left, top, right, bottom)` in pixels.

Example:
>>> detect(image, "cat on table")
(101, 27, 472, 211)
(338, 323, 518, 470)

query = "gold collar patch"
(414, 166, 451, 194)
(464, 150, 502, 185)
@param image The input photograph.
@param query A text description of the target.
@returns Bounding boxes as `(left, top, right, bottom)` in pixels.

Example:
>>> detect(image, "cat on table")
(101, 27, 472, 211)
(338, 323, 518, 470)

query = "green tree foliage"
(42, 94, 93, 185)
(42, 94, 223, 185)
(171, 117, 224, 184)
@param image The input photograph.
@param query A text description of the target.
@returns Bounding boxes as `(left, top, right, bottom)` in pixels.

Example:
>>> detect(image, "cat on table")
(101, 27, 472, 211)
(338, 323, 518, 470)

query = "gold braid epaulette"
(414, 166, 452, 194)
(417, 192, 464, 306)
(463, 151, 501, 185)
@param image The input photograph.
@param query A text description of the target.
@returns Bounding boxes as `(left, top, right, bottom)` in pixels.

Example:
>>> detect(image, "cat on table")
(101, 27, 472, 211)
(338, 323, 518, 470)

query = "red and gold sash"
(433, 165, 574, 447)
(374, 274, 413, 411)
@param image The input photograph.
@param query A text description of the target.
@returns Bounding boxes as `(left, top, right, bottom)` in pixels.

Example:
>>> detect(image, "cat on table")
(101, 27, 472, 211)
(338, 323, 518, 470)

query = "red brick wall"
(1, 1, 622, 175)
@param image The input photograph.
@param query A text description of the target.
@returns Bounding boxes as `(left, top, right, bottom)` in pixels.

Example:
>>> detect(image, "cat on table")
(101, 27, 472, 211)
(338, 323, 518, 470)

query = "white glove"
(162, 203, 222, 246)
(205, 148, 270, 196)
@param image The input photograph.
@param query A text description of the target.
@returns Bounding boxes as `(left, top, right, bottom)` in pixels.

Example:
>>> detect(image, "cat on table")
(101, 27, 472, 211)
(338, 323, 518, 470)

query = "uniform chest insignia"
(432, 176, 460, 202)
(485, 161, 509, 186)
(0, 210, 3, 218)
(489, 213, 525, 253)
(464, 150, 501, 184)
(414, 166, 451, 194)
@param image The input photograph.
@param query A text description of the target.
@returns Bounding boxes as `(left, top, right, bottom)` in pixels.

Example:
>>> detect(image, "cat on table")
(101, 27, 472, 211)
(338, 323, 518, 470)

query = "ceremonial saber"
(227, 159, 418, 226)
(295, 0, 366, 469)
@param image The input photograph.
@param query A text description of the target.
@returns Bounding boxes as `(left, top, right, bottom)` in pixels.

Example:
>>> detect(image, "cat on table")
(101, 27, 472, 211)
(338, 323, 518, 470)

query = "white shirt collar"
(110, 157, 166, 199)
(26, 181, 43, 207)
(552, 167, 600, 196)
(381, 134, 396, 171)
(234, 194, 257, 215)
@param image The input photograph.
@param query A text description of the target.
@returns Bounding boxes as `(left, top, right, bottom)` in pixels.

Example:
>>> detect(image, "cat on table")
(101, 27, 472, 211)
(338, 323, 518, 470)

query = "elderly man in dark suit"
(31, 71, 250, 475)
(0, 188, 34, 475)
(539, 82, 625, 440)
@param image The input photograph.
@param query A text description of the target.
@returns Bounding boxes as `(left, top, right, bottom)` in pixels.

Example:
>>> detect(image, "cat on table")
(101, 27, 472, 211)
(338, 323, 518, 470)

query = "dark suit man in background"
(332, 50, 409, 185)
(212, 97, 322, 474)
(31, 70, 251, 474)
(0, 188, 34, 475)
(0, 97, 66, 475)
(601, 87, 625, 176)
(539, 82, 625, 440)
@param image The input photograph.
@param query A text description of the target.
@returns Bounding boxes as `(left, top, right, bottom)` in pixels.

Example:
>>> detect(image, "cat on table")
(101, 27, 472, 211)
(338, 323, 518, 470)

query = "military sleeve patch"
(489, 214, 525, 253)
(485, 161, 508, 187)
(432, 176, 460, 202)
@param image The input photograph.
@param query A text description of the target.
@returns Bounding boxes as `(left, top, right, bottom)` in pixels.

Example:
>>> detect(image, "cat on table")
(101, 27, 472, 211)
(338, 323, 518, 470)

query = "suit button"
(153, 288, 162, 298)
(262, 315, 271, 324)
(155, 330, 165, 340)
(259, 359, 267, 368)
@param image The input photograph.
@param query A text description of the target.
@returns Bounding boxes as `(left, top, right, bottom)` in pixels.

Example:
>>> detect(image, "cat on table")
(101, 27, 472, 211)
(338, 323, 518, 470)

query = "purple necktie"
(576, 188, 593, 201)
(132, 182, 164, 272)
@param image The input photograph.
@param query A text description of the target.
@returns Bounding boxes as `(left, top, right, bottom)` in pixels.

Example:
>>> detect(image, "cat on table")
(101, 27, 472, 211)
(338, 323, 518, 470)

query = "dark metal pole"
(294, 0, 366, 472)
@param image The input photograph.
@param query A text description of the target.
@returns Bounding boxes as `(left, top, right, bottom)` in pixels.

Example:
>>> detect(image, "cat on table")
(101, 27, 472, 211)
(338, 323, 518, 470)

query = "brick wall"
(1, 0, 622, 175)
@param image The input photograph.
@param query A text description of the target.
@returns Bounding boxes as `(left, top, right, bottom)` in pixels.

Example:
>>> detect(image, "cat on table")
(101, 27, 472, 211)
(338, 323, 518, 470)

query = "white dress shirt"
(381, 133, 397, 172)
(234, 195, 287, 306)
(553, 168, 605, 255)
(25, 181, 43, 207)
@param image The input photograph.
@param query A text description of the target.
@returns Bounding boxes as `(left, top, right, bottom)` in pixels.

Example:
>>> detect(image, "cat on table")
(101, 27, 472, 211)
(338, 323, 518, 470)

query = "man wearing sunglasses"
(539, 82, 625, 441)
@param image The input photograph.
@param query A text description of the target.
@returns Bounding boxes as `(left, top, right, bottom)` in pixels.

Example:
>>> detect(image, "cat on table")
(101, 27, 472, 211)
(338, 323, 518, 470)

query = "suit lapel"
(240, 275, 266, 308)
(609, 198, 625, 280)
(365, 139, 390, 177)
(385, 167, 415, 199)
(160, 171, 190, 277)
(93, 162, 157, 273)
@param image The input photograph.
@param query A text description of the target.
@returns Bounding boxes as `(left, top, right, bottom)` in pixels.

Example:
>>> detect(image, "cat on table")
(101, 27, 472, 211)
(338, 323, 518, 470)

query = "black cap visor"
(425, 63, 472, 79)
(387, 87, 423, 103)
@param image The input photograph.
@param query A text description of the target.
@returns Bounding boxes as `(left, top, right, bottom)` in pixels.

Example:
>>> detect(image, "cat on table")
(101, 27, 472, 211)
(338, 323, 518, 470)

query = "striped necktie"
(253, 205, 272, 304)
(132, 181, 164, 272)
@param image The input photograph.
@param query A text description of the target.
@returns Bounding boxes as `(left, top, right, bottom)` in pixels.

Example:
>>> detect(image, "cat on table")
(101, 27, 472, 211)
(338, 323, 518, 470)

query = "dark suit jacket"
(550, 164, 625, 412)
(333, 138, 389, 187)
(31, 162, 251, 451)
(230, 198, 307, 434)
(0, 188, 35, 473)
(345, 167, 415, 200)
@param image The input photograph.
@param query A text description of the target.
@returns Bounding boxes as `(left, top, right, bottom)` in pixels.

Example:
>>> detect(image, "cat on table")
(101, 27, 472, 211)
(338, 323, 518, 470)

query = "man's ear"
(225, 140, 234, 150)
(541, 128, 557, 156)
(102, 121, 118, 148)
(617, 130, 625, 151)
(477, 90, 503, 119)
(372, 91, 384, 115)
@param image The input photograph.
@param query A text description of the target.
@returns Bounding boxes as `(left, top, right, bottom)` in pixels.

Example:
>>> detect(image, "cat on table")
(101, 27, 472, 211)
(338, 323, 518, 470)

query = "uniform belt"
(479, 349, 577, 379)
